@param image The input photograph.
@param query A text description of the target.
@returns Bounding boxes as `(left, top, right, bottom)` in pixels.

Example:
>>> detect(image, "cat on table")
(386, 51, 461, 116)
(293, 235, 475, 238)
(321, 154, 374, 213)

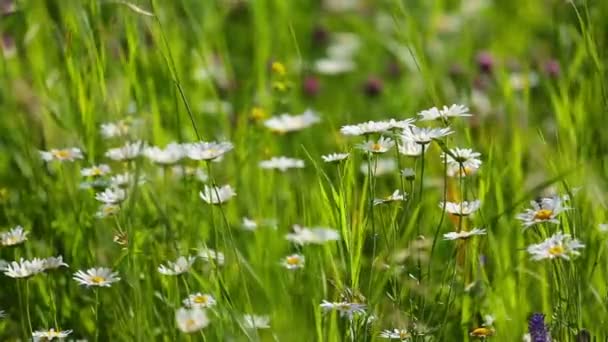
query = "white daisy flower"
(198, 248, 225, 266)
(1, 225, 28, 246)
(401, 126, 453, 145)
(398, 138, 428, 157)
(184, 141, 233, 161)
(73, 267, 120, 287)
(418, 104, 472, 121)
(527, 232, 585, 261)
(482, 314, 495, 327)
(599, 223, 608, 233)
(442, 148, 482, 176)
(357, 136, 394, 154)
(109, 172, 146, 188)
(3, 258, 45, 278)
(105, 141, 146, 161)
(440, 200, 481, 216)
(322, 153, 350, 163)
(199, 185, 236, 204)
(175, 307, 209, 333)
(95, 204, 120, 218)
(443, 228, 487, 240)
(281, 254, 305, 270)
(242, 314, 270, 329)
(40, 148, 83, 162)
(264, 109, 320, 133)
(100, 119, 133, 139)
(241, 217, 277, 232)
(516, 197, 569, 229)
(259, 156, 305, 172)
(183, 293, 216, 309)
(340, 120, 391, 136)
(387, 118, 416, 130)
(417, 107, 442, 121)
(379, 328, 411, 340)
(0, 309, 5, 318)
(320, 300, 366, 319)
(158, 256, 197, 276)
(401, 168, 415, 180)
(144, 143, 185, 165)
(95, 187, 126, 204)
(81, 164, 111, 177)
(285, 225, 340, 245)
(32, 328, 73, 341)
(374, 190, 407, 206)
(360, 158, 396, 176)
(42, 256, 69, 271)
(314, 58, 355, 75)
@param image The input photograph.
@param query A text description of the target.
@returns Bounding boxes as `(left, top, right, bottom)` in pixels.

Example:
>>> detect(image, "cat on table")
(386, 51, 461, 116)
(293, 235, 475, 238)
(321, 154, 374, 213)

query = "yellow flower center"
(251, 107, 267, 121)
(90, 276, 106, 284)
(52, 150, 71, 160)
(470, 327, 494, 337)
(185, 318, 196, 329)
(534, 209, 553, 220)
(3, 236, 17, 245)
(399, 331, 410, 339)
(286, 256, 301, 266)
(193, 295, 208, 304)
(371, 143, 383, 152)
(103, 205, 118, 215)
(548, 245, 564, 256)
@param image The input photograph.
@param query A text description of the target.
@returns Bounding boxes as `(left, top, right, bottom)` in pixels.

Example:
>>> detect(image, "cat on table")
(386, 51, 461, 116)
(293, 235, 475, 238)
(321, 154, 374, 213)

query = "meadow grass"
(0, 0, 607, 341)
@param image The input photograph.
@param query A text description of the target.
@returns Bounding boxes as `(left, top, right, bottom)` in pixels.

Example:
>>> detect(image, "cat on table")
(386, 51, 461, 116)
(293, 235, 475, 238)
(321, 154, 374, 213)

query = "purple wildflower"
(528, 313, 550, 342)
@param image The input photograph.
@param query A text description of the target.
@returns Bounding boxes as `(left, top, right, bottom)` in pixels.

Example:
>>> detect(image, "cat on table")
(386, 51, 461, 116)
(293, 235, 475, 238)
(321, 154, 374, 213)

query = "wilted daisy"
(320, 300, 366, 319)
(101, 119, 134, 139)
(322, 153, 350, 163)
(105, 141, 145, 161)
(32, 328, 73, 340)
(357, 136, 393, 154)
(360, 158, 397, 176)
(184, 141, 233, 161)
(95, 204, 120, 218)
(95, 187, 126, 204)
(1, 225, 28, 246)
(443, 228, 487, 240)
(3, 258, 45, 278)
(527, 232, 584, 261)
(42, 256, 69, 271)
(199, 185, 236, 204)
(242, 314, 270, 329)
(259, 156, 305, 172)
(340, 120, 391, 136)
(144, 143, 185, 165)
(418, 104, 472, 121)
(158, 256, 197, 276)
(516, 197, 569, 229)
(285, 225, 340, 245)
(398, 138, 428, 157)
(73, 267, 120, 287)
(176, 307, 209, 333)
(264, 109, 320, 133)
(81, 164, 111, 177)
(442, 148, 482, 176)
(198, 248, 225, 266)
(401, 126, 453, 145)
(183, 293, 216, 309)
(379, 328, 411, 340)
(40, 148, 83, 162)
(281, 254, 305, 270)
(441, 200, 481, 216)
(374, 190, 407, 206)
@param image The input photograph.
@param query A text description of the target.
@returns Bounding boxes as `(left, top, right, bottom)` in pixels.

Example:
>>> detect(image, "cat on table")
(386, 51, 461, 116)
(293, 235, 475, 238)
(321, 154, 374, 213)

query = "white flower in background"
(198, 248, 225, 266)
(105, 141, 145, 161)
(176, 307, 209, 333)
(320, 300, 366, 319)
(183, 293, 216, 309)
(327, 32, 361, 59)
(443, 228, 487, 240)
(441, 200, 481, 216)
(73, 267, 120, 287)
(527, 232, 584, 261)
(482, 314, 495, 327)
(95, 187, 126, 204)
(418, 104, 472, 121)
(314, 58, 355, 75)
(509, 72, 539, 91)
(241, 217, 277, 232)
(401, 168, 415, 180)
(171, 166, 208, 182)
(398, 138, 429, 157)
(357, 136, 394, 154)
(199, 185, 236, 204)
(101, 119, 133, 139)
(340, 121, 392, 136)
(264, 109, 320, 133)
(516, 197, 569, 229)
(242, 314, 270, 329)
(184, 141, 233, 161)
(402, 126, 453, 145)
(0, 309, 5, 319)
(374, 190, 407, 206)
(32, 328, 73, 341)
(599, 223, 608, 233)
(360, 158, 396, 176)
(259, 157, 305, 172)
(387, 118, 416, 130)
(40, 148, 83, 162)
(95, 204, 120, 218)
(322, 153, 350, 163)
(110, 172, 146, 188)
(1, 225, 28, 246)
(144, 143, 185, 165)
(158, 256, 197, 276)
(281, 254, 305, 270)
(42, 256, 68, 271)
(442, 148, 482, 176)
(3, 258, 45, 278)
(379, 328, 411, 340)
(285, 225, 340, 245)
(81, 164, 111, 177)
